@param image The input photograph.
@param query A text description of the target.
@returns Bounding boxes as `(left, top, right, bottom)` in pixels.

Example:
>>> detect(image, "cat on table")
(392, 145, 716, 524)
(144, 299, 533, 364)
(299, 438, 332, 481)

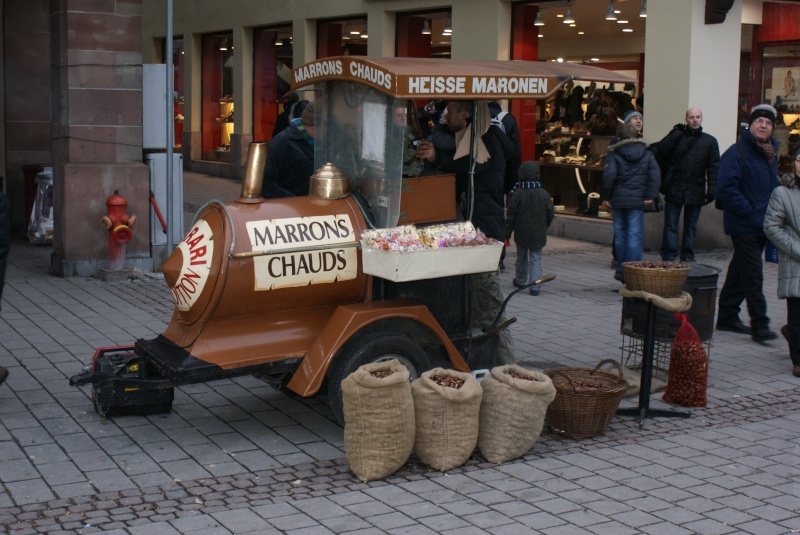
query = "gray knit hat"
(750, 103, 776, 125)
(519, 161, 540, 181)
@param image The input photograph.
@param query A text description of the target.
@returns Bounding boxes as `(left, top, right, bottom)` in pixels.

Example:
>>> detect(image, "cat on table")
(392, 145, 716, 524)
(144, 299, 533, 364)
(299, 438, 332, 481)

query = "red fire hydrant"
(100, 191, 136, 271)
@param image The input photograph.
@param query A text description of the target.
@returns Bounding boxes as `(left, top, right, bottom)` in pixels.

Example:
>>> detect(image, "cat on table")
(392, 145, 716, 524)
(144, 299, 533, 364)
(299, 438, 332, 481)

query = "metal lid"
(309, 163, 350, 199)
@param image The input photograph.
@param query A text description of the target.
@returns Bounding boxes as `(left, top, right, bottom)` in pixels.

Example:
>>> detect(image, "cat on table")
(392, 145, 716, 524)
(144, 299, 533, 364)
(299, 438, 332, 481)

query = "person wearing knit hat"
(763, 144, 800, 377)
(623, 110, 643, 134)
(261, 101, 316, 199)
(272, 91, 301, 137)
(749, 103, 777, 126)
(716, 102, 780, 342)
(505, 161, 554, 296)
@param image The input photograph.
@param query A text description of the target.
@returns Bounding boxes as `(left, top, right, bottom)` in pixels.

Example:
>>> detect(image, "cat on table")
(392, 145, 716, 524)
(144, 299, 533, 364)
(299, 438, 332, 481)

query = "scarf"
(291, 118, 314, 146)
(454, 101, 490, 163)
(508, 181, 541, 195)
(756, 138, 774, 163)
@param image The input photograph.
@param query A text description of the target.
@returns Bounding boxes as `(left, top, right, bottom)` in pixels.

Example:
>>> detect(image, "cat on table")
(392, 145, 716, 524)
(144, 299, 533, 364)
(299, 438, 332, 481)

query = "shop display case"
(536, 131, 615, 218)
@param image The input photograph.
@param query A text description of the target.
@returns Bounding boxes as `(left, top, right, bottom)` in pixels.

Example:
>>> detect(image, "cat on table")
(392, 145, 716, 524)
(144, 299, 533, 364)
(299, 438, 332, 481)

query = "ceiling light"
(578, 31, 584, 35)
(640, 1, 647, 17)
(533, 11, 544, 26)
(591, 58, 599, 62)
(360, 31, 368, 38)
(570, 24, 576, 27)
(605, 3, 617, 21)
(538, 33, 544, 38)
(350, 25, 361, 35)
(622, 28, 633, 32)
(557, 57, 564, 62)
(563, 5, 575, 24)
(443, 17, 452, 35)
(617, 19, 629, 24)
(421, 19, 431, 34)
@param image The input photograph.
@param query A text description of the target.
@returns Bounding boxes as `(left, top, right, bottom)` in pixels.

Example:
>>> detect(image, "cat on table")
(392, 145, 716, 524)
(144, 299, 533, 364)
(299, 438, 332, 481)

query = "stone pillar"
(51, 0, 151, 276)
(643, 0, 742, 251)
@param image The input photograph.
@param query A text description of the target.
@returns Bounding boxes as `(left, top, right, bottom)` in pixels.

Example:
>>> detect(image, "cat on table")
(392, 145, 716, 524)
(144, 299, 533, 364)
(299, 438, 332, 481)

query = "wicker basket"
(622, 262, 690, 297)
(544, 359, 629, 439)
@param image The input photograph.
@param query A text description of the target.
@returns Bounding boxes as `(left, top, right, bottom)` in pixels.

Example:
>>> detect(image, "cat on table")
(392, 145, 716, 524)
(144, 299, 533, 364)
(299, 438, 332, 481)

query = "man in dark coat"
(716, 103, 780, 342)
(271, 91, 299, 137)
(415, 100, 519, 364)
(262, 102, 315, 199)
(656, 108, 720, 262)
(0, 189, 10, 385)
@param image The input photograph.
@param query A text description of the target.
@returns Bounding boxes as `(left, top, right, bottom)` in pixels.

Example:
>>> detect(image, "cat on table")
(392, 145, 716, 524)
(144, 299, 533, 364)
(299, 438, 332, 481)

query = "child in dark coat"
(505, 162, 554, 295)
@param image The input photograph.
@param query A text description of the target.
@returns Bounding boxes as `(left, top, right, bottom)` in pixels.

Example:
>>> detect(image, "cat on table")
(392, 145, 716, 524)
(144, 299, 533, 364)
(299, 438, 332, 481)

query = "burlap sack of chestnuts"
(478, 364, 556, 464)
(411, 368, 482, 472)
(342, 359, 415, 482)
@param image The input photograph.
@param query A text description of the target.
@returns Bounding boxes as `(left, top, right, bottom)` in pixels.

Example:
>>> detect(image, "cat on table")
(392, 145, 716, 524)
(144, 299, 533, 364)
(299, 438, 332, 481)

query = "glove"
(705, 192, 715, 205)
(504, 239, 511, 248)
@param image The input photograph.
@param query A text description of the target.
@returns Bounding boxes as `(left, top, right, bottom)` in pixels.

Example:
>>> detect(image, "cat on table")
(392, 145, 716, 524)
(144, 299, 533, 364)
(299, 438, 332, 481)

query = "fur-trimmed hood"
(608, 137, 650, 163)
(780, 173, 797, 188)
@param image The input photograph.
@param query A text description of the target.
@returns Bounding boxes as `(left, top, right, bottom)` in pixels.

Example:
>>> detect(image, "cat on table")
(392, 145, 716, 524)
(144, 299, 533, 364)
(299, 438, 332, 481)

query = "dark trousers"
(661, 201, 702, 261)
(718, 234, 769, 331)
(787, 298, 800, 365)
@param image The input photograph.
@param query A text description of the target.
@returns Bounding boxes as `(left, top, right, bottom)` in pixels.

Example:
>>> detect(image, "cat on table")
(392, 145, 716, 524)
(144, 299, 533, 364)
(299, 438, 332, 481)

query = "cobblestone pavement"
(0, 172, 798, 534)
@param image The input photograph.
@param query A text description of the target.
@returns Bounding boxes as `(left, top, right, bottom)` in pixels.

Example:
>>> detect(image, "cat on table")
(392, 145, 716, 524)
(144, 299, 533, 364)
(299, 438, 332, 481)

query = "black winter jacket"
(505, 187, 554, 251)
(602, 138, 661, 210)
(261, 120, 315, 199)
(655, 124, 720, 206)
(434, 126, 519, 241)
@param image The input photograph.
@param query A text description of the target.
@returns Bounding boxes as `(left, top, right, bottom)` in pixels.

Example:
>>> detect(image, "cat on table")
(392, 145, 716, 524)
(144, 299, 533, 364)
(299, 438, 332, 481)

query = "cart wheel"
(327, 332, 430, 426)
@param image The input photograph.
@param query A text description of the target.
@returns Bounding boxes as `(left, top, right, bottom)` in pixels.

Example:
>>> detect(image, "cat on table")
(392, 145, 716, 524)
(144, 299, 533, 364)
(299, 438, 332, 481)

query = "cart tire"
(328, 332, 430, 426)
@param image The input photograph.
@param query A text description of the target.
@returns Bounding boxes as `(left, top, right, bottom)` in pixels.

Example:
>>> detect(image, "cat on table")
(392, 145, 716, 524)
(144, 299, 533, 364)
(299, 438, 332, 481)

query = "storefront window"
(395, 10, 451, 59)
(317, 18, 367, 58)
(201, 32, 234, 162)
(254, 26, 292, 141)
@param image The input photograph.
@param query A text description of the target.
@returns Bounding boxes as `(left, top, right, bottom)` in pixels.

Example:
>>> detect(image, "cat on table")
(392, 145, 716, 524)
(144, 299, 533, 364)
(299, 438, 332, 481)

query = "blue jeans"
(661, 201, 702, 261)
(613, 208, 644, 275)
(514, 246, 543, 294)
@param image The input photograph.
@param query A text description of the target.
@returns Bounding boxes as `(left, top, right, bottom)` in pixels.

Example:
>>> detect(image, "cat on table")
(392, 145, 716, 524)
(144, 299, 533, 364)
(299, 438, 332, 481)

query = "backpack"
(491, 111, 508, 134)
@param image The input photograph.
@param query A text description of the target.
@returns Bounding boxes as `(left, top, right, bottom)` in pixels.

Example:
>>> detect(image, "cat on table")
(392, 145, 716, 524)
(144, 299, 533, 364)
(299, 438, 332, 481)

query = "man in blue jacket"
(716, 104, 779, 342)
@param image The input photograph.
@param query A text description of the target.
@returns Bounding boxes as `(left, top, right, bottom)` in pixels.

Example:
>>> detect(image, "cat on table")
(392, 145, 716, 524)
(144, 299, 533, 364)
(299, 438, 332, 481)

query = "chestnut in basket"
(431, 374, 465, 389)
(370, 370, 394, 378)
(626, 261, 687, 269)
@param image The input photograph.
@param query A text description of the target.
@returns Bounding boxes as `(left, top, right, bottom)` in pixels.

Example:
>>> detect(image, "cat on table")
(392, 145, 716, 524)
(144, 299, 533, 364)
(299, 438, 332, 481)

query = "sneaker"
(512, 280, 526, 288)
(530, 290, 540, 296)
(0, 365, 7, 386)
(681, 257, 696, 263)
(794, 365, 800, 378)
(752, 329, 778, 342)
(613, 272, 625, 283)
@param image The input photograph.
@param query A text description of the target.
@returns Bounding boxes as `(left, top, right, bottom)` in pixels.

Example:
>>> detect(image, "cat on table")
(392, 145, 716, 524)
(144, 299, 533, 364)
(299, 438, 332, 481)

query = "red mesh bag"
(662, 313, 708, 407)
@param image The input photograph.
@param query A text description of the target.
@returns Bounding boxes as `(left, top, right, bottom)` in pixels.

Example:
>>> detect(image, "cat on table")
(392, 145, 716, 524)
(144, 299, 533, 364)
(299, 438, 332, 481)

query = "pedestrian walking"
(763, 147, 800, 377)
(716, 103, 780, 342)
(505, 162, 554, 296)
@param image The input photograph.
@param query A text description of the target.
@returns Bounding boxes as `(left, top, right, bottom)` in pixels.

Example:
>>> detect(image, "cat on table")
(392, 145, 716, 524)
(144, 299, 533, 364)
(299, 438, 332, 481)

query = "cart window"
(315, 81, 404, 228)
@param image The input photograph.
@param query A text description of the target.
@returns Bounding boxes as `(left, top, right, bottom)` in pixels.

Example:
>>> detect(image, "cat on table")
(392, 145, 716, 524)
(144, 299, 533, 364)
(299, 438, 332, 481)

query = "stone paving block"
(297, 441, 343, 462)
(638, 521, 696, 535)
(489, 499, 539, 518)
(485, 522, 540, 534)
(611, 508, 663, 528)
(127, 521, 182, 534)
(227, 449, 280, 472)
(160, 459, 212, 482)
(515, 511, 566, 530)
(430, 473, 493, 494)
(416, 512, 471, 531)
(5, 478, 56, 506)
(394, 502, 446, 520)
(292, 496, 351, 520)
(386, 524, 439, 534)
(0, 458, 40, 483)
(212, 508, 273, 532)
(10, 426, 54, 447)
(319, 513, 372, 532)
(580, 520, 639, 534)
(38, 461, 87, 486)
(266, 512, 318, 531)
